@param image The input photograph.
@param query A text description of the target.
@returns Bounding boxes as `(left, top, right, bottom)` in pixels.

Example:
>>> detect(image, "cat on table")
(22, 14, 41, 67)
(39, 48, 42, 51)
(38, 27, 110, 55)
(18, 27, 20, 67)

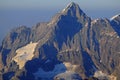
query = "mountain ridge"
(0, 2, 120, 80)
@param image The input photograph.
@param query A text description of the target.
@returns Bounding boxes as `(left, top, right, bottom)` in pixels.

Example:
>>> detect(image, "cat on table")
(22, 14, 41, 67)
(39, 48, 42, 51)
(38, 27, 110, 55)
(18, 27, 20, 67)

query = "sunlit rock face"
(0, 2, 120, 80)
(94, 71, 117, 80)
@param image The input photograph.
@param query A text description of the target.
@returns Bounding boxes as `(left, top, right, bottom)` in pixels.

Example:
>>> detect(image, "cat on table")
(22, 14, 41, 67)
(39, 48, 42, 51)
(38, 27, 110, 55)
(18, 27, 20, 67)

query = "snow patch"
(33, 63, 66, 79)
(94, 71, 117, 80)
(33, 62, 79, 79)
(61, 2, 77, 13)
(100, 60, 102, 63)
(54, 71, 81, 80)
(110, 14, 120, 21)
(12, 42, 38, 69)
(91, 19, 99, 25)
(117, 36, 119, 38)
(54, 62, 81, 80)
(62, 8, 66, 13)
(33, 62, 80, 80)
(63, 62, 79, 71)
(94, 71, 107, 78)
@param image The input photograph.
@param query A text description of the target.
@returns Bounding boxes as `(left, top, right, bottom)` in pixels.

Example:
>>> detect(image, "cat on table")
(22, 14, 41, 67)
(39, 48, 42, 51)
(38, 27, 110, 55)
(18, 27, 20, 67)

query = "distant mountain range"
(0, 2, 120, 80)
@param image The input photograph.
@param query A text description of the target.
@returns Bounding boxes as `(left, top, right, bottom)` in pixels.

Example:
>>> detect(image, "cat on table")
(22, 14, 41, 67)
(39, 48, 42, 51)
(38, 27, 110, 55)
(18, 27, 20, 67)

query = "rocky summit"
(0, 2, 120, 80)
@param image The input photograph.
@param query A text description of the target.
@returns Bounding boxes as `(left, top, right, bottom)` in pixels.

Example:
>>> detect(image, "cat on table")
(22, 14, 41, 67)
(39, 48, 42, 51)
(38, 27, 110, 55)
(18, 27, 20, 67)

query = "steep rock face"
(110, 14, 120, 80)
(0, 26, 31, 69)
(2, 26, 31, 49)
(31, 22, 49, 42)
(0, 26, 32, 80)
(0, 2, 120, 80)
(90, 19, 120, 76)
(110, 15, 120, 36)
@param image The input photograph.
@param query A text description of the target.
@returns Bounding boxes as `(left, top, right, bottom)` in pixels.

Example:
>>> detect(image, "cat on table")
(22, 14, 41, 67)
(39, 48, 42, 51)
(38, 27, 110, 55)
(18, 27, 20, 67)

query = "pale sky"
(0, 0, 120, 10)
(0, 0, 120, 45)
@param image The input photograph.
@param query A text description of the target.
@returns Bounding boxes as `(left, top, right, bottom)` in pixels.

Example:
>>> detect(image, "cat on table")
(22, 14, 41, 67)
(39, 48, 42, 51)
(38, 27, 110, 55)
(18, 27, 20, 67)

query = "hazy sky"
(0, 0, 120, 10)
(0, 0, 120, 45)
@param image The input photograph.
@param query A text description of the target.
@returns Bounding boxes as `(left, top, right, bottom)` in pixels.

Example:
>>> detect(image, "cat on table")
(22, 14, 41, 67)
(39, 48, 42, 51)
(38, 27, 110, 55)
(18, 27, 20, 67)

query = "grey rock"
(0, 2, 120, 80)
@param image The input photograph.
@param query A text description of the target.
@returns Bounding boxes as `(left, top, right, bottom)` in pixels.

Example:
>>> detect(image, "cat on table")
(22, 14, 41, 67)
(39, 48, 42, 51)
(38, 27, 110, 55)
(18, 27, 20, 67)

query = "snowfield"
(12, 42, 38, 69)
(33, 63, 66, 80)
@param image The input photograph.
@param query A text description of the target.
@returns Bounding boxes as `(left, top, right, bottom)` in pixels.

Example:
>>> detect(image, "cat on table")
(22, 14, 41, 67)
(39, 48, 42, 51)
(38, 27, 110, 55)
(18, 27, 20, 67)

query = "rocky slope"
(0, 2, 120, 80)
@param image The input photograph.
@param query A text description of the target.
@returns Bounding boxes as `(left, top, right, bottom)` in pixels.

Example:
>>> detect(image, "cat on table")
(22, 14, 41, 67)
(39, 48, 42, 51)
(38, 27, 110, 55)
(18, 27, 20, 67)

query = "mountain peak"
(61, 2, 85, 17)
(62, 2, 79, 12)
(49, 2, 89, 26)
(66, 2, 78, 8)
